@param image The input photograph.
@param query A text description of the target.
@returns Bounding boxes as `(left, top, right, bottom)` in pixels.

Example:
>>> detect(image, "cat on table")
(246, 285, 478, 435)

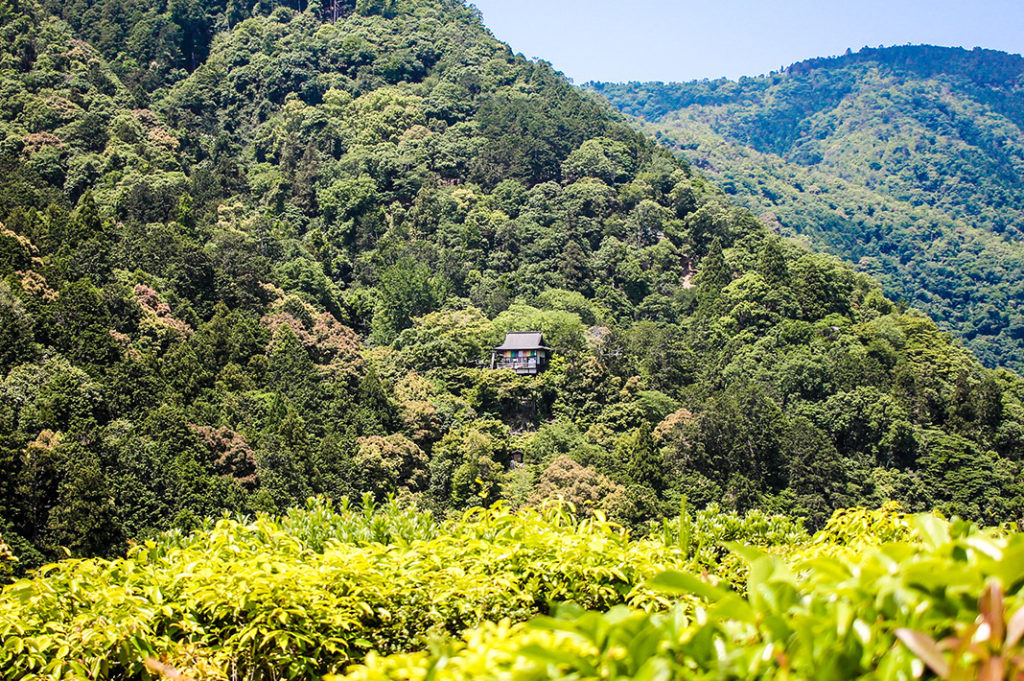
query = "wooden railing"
(493, 357, 541, 372)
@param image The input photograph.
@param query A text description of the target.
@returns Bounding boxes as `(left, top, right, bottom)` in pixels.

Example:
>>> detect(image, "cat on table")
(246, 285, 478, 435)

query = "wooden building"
(491, 331, 551, 375)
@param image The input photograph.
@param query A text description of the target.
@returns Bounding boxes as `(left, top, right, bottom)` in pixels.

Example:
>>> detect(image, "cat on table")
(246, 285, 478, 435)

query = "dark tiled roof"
(494, 331, 549, 351)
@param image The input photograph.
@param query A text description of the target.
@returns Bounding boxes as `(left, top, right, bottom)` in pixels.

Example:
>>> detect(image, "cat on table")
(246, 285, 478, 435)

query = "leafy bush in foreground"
(0, 536, 14, 581)
(6, 500, 1014, 681)
(0, 498, 803, 680)
(339, 510, 1024, 681)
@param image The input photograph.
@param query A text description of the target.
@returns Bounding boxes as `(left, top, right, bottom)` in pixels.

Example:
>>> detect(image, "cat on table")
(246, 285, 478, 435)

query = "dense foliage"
(0, 497, 808, 679)
(591, 45, 1024, 371)
(3, 501, 1022, 680)
(1, 0, 1024, 576)
(341, 506, 1024, 681)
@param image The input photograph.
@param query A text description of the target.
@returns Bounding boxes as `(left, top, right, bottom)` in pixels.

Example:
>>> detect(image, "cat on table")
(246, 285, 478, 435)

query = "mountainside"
(590, 45, 1024, 371)
(2, 3, 1024, 575)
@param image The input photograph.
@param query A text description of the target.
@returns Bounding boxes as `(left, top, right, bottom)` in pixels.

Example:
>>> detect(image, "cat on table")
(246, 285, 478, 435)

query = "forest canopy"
(0, 2, 1022, 576)
(591, 45, 1024, 372)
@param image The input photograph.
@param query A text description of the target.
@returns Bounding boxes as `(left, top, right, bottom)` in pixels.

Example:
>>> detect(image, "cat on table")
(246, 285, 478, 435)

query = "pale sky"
(468, 0, 1024, 83)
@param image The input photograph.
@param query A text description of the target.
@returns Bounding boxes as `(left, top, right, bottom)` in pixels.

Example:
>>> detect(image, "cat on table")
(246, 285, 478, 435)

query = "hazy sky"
(468, 0, 1024, 83)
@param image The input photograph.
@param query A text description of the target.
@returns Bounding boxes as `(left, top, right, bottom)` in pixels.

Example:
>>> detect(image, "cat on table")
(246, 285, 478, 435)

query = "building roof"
(494, 331, 550, 351)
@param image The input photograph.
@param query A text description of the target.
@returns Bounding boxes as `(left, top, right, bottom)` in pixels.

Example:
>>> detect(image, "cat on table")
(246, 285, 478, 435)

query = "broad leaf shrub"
(809, 502, 916, 546)
(657, 499, 808, 566)
(338, 510, 1024, 681)
(895, 580, 1024, 681)
(0, 497, 802, 680)
(0, 536, 14, 581)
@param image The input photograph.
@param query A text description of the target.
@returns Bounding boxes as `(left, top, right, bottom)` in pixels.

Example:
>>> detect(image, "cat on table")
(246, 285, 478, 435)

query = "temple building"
(490, 331, 550, 375)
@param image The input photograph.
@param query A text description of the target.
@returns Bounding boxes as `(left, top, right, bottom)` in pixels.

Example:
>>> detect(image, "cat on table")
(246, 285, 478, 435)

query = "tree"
(557, 240, 592, 292)
(618, 426, 665, 493)
(0, 283, 35, 374)
(266, 325, 317, 401)
(560, 137, 633, 185)
(44, 444, 124, 558)
(44, 280, 120, 368)
(757, 237, 790, 287)
(371, 259, 436, 345)
(918, 433, 1017, 524)
(428, 421, 509, 509)
(352, 434, 428, 500)
(784, 417, 850, 529)
(529, 455, 625, 518)
(791, 255, 853, 321)
(695, 237, 730, 310)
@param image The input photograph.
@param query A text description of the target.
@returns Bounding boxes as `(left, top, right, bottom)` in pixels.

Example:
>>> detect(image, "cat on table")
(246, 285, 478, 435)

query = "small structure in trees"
(491, 331, 550, 375)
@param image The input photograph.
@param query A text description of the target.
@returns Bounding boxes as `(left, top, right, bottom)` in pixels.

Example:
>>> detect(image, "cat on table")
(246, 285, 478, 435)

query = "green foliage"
(0, 0, 1023, 570)
(370, 258, 436, 345)
(0, 497, 805, 679)
(339, 509, 1024, 681)
(592, 45, 1024, 371)
(2, 9, 1024, 679)
(0, 535, 14, 582)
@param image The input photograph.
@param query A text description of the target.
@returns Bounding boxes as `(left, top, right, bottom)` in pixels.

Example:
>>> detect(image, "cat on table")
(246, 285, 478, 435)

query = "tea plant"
(338, 511, 1024, 681)
(0, 498, 803, 680)
(0, 536, 14, 583)
(896, 581, 1024, 681)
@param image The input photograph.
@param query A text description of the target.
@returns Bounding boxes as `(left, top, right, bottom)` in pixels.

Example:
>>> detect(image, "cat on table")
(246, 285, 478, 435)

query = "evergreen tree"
(695, 237, 730, 309)
(621, 426, 665, 493)
(267, 326, 316, 400)
(370, 259, 436, 345)
(44, 445, 124, 558)
(758, 238, 790, 287)
(0, 284, 35, 374)
(44, 280, 120, 368)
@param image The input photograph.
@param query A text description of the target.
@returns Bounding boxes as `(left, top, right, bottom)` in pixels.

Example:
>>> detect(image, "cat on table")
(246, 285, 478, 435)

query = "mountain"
(1, 4, 1023, 574)
(590, 45, 1024, 372)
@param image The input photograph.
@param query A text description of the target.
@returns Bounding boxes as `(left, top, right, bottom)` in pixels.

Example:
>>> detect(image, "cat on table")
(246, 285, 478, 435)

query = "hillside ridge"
(590, 44, 1024, 370)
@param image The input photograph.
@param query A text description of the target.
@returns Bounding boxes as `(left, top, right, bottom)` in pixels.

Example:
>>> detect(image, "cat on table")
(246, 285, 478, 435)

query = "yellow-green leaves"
(340, 508, 1024, 681)
(12, 500, 985, 681)
(3, 498, 781, 680)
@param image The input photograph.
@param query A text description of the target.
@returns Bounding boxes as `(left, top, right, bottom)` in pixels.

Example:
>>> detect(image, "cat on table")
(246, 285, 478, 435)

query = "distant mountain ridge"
(591, 45, 1024, 371)
(597, 45, 1024, 123)
(787, 45, 1024, 88)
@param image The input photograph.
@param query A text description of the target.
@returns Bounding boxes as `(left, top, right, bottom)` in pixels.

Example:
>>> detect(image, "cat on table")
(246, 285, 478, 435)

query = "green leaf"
(708, 595, 757, 624)
(911, 515, 950, 550)
(4, 581, 35, 605)
(518, 642, 594, 674)
(722, 541, 770, 565)
(633, 656, 672, 681)
(993, 542, 1024, 589)
(645, 570, 730, 601)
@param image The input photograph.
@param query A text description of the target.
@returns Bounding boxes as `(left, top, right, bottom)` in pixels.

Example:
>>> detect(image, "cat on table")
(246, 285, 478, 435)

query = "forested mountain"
(591, 45, 1024, 371)
(1, 1, 1023, 576)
